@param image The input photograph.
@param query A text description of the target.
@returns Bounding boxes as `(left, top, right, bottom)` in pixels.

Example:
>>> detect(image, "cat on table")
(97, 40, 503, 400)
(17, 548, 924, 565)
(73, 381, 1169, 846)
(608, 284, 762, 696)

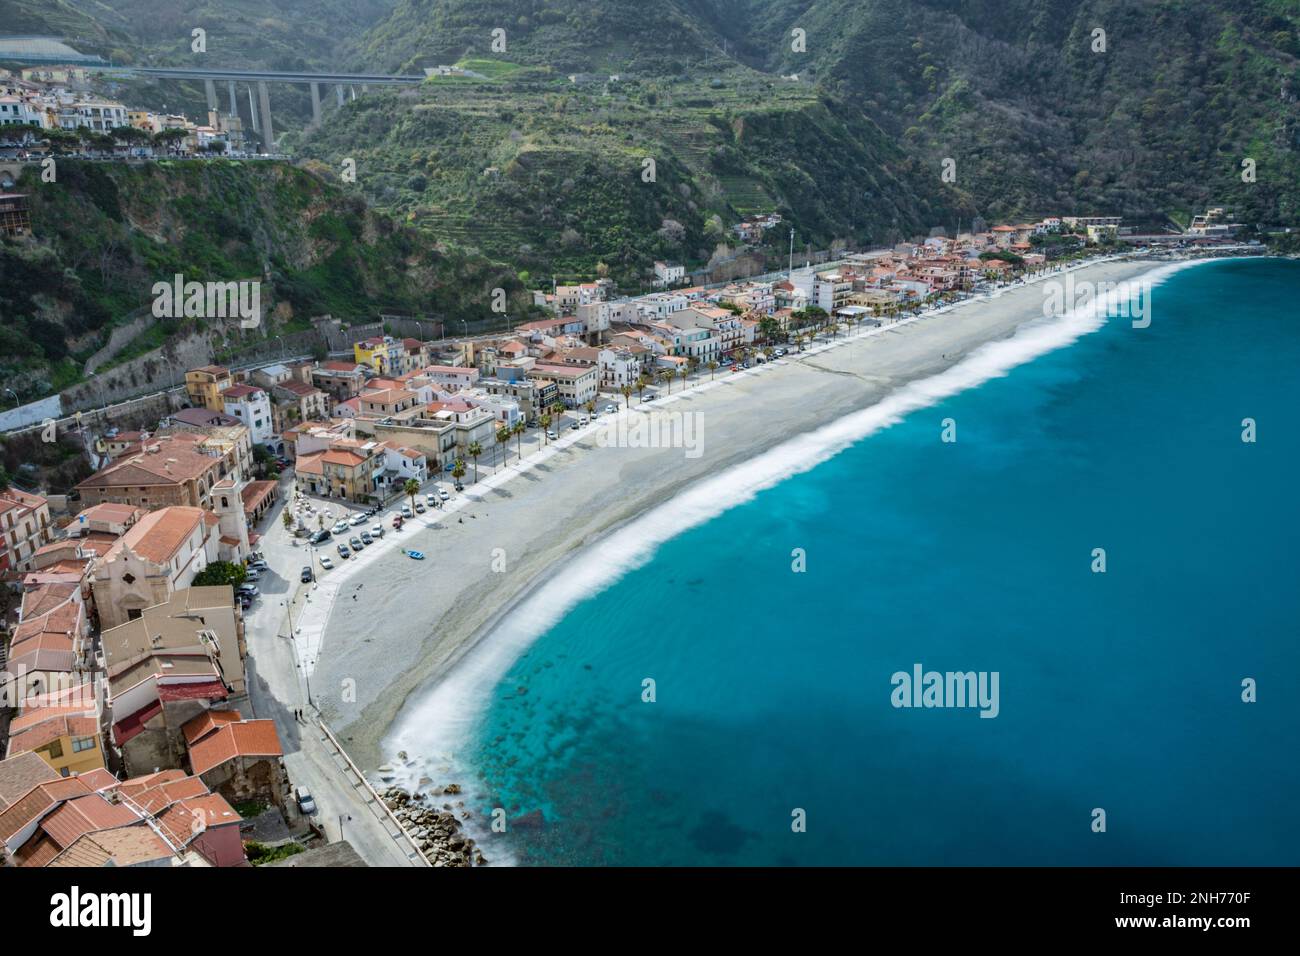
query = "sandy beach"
(301, 254, 1185, 769)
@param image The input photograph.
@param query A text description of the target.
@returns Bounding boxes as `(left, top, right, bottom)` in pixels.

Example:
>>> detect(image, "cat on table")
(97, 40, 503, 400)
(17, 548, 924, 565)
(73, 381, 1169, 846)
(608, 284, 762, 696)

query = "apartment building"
(0, 489, 53, 576)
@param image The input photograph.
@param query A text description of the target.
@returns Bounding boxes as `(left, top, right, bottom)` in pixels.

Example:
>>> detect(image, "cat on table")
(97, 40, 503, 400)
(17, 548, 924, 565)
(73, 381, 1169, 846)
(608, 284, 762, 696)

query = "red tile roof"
(189, 720, 283, 776)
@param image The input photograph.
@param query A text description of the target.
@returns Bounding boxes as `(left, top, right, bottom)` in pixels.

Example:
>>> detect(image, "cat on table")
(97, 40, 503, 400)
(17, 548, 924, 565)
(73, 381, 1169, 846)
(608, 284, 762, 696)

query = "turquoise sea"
(393, 257, 1300, 865)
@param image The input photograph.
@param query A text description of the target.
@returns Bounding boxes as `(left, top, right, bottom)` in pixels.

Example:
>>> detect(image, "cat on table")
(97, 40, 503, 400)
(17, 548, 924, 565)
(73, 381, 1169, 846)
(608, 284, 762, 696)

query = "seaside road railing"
(316, 718, 431, 867)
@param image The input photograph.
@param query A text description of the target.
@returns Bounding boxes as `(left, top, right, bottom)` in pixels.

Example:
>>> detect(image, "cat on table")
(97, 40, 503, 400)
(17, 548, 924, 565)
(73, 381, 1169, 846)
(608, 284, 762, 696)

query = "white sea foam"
(384, 256, 1210, 809)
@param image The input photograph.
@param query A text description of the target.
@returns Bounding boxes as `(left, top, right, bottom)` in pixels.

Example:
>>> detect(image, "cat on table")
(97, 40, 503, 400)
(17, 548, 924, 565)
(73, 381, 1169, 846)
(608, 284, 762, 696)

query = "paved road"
(242, 486, 420, 867)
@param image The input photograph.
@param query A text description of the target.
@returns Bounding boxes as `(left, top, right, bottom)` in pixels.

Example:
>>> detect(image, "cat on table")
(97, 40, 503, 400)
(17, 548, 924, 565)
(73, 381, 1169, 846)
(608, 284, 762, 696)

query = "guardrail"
(315, 718, 430, 867)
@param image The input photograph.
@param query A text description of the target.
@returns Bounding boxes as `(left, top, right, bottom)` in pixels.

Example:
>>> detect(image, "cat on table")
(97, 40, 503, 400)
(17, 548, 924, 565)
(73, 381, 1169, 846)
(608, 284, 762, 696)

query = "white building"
(221, 384, 274, 445)
(653, 261, 686, 286)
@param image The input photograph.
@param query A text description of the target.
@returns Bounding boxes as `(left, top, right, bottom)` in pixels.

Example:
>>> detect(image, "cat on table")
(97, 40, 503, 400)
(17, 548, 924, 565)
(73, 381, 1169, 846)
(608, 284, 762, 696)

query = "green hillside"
(0, 160, 527, 401)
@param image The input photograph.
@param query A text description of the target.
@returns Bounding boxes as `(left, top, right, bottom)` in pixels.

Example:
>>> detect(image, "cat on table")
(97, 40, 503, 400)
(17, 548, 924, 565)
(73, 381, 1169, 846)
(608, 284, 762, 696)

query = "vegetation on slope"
(0, 160, 526, 401)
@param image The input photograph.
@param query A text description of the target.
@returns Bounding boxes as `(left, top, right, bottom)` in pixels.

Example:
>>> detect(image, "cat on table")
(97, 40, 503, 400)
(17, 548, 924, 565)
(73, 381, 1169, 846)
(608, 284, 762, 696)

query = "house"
(186, 715, 286, 812)
(374, 443, 428, 496)
(75, 436, 227, 511)
(653, 261, 686, 287)
(353, 336, 405, 375)
(220, 384, 273, 445)
(0, 489, 53, 576)
(293, 442, 381, 501)
(5, 697, 106, 777)
(527, 363, 599, 408)
(184, 365, 232, 412)
(158, 411, 253, 483)
(101, 589, 246, 775)
(310, 361, 368, 404)
(271, 379, 329, 433)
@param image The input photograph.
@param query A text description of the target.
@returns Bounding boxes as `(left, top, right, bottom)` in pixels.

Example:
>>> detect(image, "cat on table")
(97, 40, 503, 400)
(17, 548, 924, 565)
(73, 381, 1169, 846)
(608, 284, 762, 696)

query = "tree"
(584, 399, 596, 418)
(707, 360, 719, 380)
(540, 413, 552, 442)
(678, 366, 688, 391)
(404, 478, 420, 513)
(192, 561, 246, 589)
(620, 384, 632, 408)
(512, 419, 525, 459)
(496, 425, 511, 468)
(282, 510, 293, 531)
(636, 376, 649, 403)
(467, 441, 482, 482)
(659, 369, 674, 392)
(451, 459, 466, 484)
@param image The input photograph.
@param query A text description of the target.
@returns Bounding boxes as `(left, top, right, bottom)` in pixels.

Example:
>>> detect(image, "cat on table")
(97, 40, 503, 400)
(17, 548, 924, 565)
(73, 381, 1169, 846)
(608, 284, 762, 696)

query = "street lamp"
(282, 598, 314, 707)
(3, 388, 17, 408)
(275, 334, 286, 359)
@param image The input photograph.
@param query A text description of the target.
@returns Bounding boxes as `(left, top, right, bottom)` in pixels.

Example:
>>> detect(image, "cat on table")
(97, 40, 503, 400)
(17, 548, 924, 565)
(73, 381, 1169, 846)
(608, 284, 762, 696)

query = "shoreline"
(305, 253, 1223, 774)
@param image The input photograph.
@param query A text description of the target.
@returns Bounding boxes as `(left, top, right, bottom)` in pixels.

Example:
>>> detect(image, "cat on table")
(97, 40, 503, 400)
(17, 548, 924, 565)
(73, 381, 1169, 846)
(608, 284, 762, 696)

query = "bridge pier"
(247, 85, 260, 132)
(257, 80, 274, 150)
(336, 85, 345, 107)
(350, 86, 357, 101)
(310, 82, 322, 128)
(204, 79, 218, 111)
(228, 80, 237, 115)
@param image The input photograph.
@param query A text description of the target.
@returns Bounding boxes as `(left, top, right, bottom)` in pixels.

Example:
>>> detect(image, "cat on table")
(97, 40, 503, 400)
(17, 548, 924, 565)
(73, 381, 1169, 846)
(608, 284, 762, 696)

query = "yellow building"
(185, 365, 233, 411)
(5, 705, 106, 777)
(353, 336, 403, 375)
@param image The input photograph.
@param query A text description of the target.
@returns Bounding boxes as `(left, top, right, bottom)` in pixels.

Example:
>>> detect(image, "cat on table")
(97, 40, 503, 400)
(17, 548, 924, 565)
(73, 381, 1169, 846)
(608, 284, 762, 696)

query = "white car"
(426, 493, 437, 505)
(332, 520, 350, 535)
(546, 429, 558, 440)
(604, 404, 617, 414)
(319, 556, 334, 570)
(371, 524, 385, 538)
(437, 489, 449, 501)
(349, 513, 367, 526)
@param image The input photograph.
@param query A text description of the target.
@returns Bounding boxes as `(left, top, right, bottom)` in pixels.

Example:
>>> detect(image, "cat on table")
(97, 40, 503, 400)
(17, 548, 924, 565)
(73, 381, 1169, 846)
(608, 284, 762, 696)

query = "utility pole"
(788, 228, 794, 277)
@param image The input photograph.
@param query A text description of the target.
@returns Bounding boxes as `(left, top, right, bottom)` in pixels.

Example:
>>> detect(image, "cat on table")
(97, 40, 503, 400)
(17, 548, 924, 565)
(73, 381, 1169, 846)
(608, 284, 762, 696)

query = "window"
(72, 736, 97, 753)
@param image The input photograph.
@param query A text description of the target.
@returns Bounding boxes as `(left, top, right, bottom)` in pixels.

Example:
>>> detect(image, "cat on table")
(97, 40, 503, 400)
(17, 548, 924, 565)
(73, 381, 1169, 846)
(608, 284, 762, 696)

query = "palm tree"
(540, 413, 552, 443)
(678, 366, 688, 391)
(584, 399, 596, 419)
(659, 369, 674, 393)
(403, 478, 420, 514)
(451, 459, 467, 486)
(620, 384, 633, 408)
(636, 376, 649, 403)
(707, 360, 719, 380)
(467, 440, 482, 483)
(495, 425, 511, 469)
(512, 419, 526, 458)
(549, 401, 565, 424)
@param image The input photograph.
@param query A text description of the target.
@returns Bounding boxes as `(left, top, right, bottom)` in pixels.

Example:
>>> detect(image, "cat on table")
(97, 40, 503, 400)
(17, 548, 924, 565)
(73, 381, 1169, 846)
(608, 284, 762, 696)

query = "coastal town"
(1, 64, 256, 161)
(0, 197, 1261, 869)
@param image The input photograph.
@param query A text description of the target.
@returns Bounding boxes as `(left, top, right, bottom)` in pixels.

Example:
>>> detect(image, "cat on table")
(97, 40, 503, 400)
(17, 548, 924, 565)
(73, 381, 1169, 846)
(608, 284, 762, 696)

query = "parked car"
(392, 515, 404, 529)
(426, 493, 437, 506)
(349, 536, 363, 551)
(237, 583, 259, 597)
(401, 504, 413, 518)
(570, 422, 581, 431)
(238, 594, 252, 610)
(604, 404, 617, 414)
(414, 501, 426, 513)
(437, 489, 449, 501)
(454, 481, 464, 492)
(546, 429, 558, 440)
(332, 520, 350, 535)
(319, 555, 334, 570)
(527, 419, 539, 428)
(244, 568, 262, 582)
(360, 531, 373, 545)
(349, 513, 367, 526)
(300, 566, 313, 583)
(337, 544, 351, 559)
(371, 524, 385, 538)
(310, 529, 332, 544)
(248, 559, 268, 571)
(295, 786, 316, 814)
